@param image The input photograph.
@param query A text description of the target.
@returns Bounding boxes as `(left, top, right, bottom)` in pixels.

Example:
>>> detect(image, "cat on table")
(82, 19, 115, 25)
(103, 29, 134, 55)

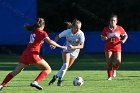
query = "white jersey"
(59, 29, 85, 57)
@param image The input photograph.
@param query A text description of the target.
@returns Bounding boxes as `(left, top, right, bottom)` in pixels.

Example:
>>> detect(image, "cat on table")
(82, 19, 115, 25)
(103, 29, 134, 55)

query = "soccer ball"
(73, 76, 84, 86)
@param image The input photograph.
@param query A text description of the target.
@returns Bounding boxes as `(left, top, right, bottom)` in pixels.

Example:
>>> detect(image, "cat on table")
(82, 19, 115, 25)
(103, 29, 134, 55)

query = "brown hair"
(24, 18, 45, 31)
(110, 14, 118, 21)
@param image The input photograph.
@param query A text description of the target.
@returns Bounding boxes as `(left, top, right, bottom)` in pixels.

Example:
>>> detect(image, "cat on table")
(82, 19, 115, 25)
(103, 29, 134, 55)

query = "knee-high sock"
(56, 63, 68, 80)
(107, 66, 113, 78)
(1, 73, 14, 87)
(35, 70, 48, 83)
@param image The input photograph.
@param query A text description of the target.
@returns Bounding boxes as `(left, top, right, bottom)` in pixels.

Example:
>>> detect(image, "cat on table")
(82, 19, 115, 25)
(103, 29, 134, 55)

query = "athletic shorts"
(105, 44, 122, 53)
(105, 48, 121, 53)
(63, 48, 80, 58)
(19, 51, 43, 65)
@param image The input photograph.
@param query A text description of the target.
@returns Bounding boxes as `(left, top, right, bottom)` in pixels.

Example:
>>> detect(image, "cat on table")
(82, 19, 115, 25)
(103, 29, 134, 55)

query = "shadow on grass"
(0, 53, 140, 71)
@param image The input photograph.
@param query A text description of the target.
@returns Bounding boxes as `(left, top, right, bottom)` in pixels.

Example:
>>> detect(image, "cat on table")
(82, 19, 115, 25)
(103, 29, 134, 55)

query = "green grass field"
(0, 53, 140, 93)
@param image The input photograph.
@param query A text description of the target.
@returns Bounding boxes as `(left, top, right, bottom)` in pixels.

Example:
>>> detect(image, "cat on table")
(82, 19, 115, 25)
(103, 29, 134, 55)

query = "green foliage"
(37, 0, 140, 31)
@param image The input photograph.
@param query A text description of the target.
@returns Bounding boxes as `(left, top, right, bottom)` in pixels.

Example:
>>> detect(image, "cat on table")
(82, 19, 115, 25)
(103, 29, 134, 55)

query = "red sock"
(107, 67, 113, 78)
(1, 73, 14, 86)
(35, 71, 48, 82)
(113, 65, 119, 70)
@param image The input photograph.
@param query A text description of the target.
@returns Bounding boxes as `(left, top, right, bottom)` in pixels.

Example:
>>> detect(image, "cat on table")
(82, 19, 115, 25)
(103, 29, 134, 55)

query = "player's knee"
(47, 66, 52, 74)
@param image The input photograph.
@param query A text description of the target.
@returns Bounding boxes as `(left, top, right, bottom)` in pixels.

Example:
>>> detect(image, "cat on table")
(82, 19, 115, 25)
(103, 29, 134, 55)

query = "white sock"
(56, 63, 68, 80)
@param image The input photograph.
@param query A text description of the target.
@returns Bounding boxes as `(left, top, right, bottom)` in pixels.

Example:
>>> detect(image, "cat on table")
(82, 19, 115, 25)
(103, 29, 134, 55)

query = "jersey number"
(110, 37, 115, 42)
(29, 34, 36, 43)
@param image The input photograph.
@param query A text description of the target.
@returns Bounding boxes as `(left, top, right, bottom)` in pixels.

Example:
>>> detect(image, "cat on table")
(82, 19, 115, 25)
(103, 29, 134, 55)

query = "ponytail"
(24, 18, 45, 31)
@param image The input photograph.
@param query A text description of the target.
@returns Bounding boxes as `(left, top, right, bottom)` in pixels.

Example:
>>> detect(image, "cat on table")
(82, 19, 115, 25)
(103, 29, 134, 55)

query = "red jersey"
(19, 30, 48, 65)
(25, 29, 48, 53)
(102, 25, 126, 52)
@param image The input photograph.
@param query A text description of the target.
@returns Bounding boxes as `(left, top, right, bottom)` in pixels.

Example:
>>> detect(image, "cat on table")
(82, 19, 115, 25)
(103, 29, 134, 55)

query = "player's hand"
(61, 46, 67, 50)
(50, 45, 56, 49)
(120, 40, 124, 44)
(101, 35, 108, 40)
(69, 45, 75, 49)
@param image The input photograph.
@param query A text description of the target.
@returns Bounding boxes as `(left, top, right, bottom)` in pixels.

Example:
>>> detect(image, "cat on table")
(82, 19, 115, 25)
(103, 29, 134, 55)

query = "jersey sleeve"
(80, 32, 85, 44)
(102, 27, 107, 36)
(59, 29, 69, 38)
(42, 31, 48, 38)
(119, 26, 126, 36)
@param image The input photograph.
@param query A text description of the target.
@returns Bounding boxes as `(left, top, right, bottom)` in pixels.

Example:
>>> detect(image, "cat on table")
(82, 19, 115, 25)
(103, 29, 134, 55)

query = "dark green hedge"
(37, 0, 140, 32)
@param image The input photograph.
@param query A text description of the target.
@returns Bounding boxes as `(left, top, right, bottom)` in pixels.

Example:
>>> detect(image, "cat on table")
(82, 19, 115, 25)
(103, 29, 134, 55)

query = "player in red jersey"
(101, 15, 128, 80)
(0, 18, 67, 90)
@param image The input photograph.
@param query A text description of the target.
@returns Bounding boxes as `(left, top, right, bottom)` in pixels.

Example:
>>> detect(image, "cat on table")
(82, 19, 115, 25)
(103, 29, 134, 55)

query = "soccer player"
(48, 19, 85, 86)
(101, 15, 128, 80)
(0, 18, 67, 90)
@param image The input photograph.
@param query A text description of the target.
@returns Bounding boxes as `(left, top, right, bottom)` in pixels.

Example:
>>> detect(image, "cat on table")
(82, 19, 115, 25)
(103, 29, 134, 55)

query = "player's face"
(72, 23, 81, 34)
(110, 17, 117, 27)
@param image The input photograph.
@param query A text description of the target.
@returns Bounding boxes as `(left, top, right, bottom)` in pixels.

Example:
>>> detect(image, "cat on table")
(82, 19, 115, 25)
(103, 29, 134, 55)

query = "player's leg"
(49, 52, 70, 86)
(113, 52, 121, 77)
(31, 59, 51, 90)
(0, 63, 27, 90)
(68, 58, 76, 68)
(105, 52, 113, 80)
(56, 52, 70, 86)
(68, 50, 79, 68)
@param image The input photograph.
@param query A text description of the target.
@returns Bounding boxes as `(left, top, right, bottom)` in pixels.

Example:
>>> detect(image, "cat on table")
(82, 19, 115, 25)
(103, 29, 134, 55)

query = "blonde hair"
(72, 19, 82, 27)
(64, 22, 72, 29)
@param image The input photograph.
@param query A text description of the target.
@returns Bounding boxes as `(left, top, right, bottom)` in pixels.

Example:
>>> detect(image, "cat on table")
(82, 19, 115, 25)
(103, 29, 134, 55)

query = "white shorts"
(63, 47, 80, 58)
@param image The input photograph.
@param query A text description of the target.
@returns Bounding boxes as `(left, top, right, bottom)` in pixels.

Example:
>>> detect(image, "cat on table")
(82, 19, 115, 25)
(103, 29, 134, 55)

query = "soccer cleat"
(30, 82, 43, 90)
(108, 77, 112, 80)
(113, 70, 116, 77)
(0, 85, 3, 91)
(57, 80, 63, 86)
(48, 75, 57, 85)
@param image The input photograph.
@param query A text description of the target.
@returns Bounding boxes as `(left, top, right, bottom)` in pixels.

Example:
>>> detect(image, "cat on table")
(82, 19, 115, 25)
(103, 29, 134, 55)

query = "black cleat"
(49, 75, 57, 85)
(30, 82, 43, 90)
(57, 80, 63, 86)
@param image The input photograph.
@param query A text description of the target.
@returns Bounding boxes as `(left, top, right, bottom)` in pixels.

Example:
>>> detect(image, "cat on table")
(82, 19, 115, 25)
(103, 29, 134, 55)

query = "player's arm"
(101, 35, 108, 40)
(45, 37, 66, 49)
(53, 29, 67, 43)
(101, 27, 108, 40)
(49, 35, 62, 49)
(121, 32, 128, 44)
(54, 35, 61, 42)
(69, 42, 84, 49)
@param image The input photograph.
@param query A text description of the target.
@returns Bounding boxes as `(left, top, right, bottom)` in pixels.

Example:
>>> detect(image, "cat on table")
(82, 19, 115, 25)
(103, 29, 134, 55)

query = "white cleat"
(108, 77, 112, 80)
(0, 85, 3, 91)
(113, 70, 116, 77)
(30, 81, 43, 90)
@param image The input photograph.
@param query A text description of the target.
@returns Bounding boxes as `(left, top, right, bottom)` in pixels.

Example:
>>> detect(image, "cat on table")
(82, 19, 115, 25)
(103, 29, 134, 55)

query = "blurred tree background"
(37, 0, 140, 32)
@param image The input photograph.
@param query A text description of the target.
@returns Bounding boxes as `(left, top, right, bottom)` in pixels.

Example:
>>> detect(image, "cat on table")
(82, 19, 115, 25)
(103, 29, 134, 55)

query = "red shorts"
(105, 44, 122, 53)
(19, 51, 43, 65)
(105, 48, 121, 53)
(105, 43, 122, 53)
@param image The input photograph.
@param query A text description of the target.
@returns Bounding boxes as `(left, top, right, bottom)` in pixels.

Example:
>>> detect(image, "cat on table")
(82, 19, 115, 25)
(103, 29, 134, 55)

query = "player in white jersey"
(49, 19, 85, 86)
